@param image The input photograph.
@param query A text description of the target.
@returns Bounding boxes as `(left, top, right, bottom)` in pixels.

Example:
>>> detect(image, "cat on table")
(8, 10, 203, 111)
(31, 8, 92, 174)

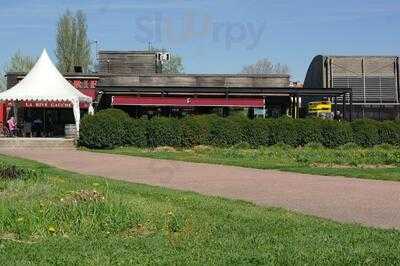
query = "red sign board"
(67, 78, 97, 100)
(7, 101, 90, 109)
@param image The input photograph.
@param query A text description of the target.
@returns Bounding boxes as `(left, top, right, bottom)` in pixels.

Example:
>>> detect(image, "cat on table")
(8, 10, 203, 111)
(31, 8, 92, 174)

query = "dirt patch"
(0, 232, 39, 244)
(61, 190, 105, 204)
(123, 223, 156, 238)
(152, 146, 177, 152)
(192, 145, 213, 152)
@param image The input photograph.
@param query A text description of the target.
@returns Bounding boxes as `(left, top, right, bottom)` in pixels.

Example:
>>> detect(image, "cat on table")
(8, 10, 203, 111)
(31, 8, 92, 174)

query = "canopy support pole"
(43, 108, 46, 137)
(72, 100, 80, 138)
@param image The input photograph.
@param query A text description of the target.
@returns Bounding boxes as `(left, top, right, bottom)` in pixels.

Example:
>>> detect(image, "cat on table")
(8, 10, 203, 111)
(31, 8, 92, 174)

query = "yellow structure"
(308, 101, 332, 114)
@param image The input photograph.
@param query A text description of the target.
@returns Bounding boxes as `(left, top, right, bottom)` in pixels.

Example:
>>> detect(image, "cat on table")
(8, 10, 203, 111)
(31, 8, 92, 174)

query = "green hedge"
(79, 109, 130, 148)
(181, 115, 211, 147)
(147, 117, 182, 147)
(320, 120, 353, 148)
(79, 109, 400, 149)
(125, 118, 148, 148)
(351, 119, 381, 147)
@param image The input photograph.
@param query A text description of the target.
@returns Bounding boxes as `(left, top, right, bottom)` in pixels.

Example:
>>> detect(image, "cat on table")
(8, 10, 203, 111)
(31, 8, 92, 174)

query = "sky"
(0, 0, 399, 81)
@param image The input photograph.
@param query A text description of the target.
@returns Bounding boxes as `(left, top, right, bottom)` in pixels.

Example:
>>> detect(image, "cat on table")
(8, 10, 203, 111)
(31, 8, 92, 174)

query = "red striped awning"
(111, 96, 264, 108)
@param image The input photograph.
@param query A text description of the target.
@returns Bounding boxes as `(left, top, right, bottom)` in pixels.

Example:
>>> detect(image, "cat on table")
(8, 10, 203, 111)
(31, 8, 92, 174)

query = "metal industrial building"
(304, 55, 400, 120)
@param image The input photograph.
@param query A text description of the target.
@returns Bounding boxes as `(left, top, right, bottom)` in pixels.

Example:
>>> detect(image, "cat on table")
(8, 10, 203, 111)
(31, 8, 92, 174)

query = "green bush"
(241, 118, 273, 147)
(79, 109, 400, 150)
(378, 121, 400, 146)
(269, 118, 299, 146)
(351, 119, 381, 147)
(320, 120, 353, 148)
(294, 119, 322, 146)
(181, 115, 212, 147)
(79, 109, 130, 149)
(125, 118, 148, 147)
(208, 116, 243, 147)
(146, 117, 183, 147)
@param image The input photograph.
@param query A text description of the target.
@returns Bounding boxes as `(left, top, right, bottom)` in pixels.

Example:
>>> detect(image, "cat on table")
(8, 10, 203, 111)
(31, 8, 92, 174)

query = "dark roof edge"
(102, 73, 290, 78)
(319, 55, 400, 59)
(6, 72, 290, 78)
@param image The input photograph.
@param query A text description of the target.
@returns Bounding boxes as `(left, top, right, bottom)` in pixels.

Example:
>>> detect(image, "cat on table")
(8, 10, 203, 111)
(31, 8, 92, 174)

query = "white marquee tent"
(0, 49, 94, 134)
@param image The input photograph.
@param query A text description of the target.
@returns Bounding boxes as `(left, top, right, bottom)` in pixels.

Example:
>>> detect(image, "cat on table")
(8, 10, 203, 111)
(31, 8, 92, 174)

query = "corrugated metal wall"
(328, 57, 399, 104)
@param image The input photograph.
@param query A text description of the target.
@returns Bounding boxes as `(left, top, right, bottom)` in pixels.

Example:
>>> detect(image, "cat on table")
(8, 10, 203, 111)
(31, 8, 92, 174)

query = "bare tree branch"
(240, 58, 289, 74)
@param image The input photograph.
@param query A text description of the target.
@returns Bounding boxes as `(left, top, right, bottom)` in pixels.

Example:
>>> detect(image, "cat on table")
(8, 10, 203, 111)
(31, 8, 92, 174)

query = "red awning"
(112, 96, 265, 108)
(7, 101, 90, 109)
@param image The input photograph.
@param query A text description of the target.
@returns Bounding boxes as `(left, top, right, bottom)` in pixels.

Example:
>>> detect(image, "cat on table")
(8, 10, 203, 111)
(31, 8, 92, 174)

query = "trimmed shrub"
(79, 109, 400, 150)
(294, 118, 323, 146)
(320, 120, 353, 148)
(146, 117, 183, 147)
(350, 119, 381, 147)
(242, 118, 273, 147)
(79, 109, 129, 149)
(378, 121, 400, 146)
(125, 118, 148, 147)
(269, 117, 299, 146)
(208, 116, 243, 147)
(181, 115, 212, 147)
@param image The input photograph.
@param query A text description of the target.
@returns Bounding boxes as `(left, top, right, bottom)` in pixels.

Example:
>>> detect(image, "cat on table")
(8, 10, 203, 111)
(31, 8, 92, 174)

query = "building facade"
(7, 51, 294, 119)
(304, 55, 400, 120)
(5, 51, 354, 124)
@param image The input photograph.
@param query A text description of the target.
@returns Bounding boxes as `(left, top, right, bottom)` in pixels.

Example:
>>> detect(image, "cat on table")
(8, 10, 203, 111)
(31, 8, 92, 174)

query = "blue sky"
(0, 0, 399, 81)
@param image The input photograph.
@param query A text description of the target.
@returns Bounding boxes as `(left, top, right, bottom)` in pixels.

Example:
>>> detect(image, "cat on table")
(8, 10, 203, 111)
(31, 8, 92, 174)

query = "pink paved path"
(1, 148, 400, 229)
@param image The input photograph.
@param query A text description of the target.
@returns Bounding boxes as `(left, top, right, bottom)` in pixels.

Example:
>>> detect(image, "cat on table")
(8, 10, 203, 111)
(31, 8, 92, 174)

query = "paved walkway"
(1, 148, 400, 229)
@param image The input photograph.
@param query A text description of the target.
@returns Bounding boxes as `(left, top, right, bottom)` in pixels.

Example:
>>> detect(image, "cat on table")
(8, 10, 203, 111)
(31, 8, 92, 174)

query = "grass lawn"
(93, 144, 400, 182)
(0, 155, 400, 265)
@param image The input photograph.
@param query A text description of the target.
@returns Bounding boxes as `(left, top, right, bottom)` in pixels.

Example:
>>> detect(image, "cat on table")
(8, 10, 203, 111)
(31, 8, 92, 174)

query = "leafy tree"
(147, 46, 184, 74)
(55, 10, 91, 73)
(162, 55, 184, 74)
(240, 58, 289, 74)
(0, 51, 37, 91)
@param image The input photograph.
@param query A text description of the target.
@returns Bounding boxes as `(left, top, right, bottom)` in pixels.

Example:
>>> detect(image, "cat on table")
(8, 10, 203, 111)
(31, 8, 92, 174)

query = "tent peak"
(40, 49, 49, 58)
(37, 49, 52, 65)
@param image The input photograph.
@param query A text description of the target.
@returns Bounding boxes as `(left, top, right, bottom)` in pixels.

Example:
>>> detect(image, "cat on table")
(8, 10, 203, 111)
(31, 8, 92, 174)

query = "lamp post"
(90, 40, 99, 67)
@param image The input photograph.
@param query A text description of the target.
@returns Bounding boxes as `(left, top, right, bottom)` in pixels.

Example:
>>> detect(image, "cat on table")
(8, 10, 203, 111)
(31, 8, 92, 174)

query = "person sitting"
(7, 116, 17, 137)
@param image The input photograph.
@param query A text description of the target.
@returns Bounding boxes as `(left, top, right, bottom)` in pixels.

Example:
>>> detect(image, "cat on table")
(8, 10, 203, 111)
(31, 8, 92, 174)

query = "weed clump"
(0, 163, 37, 180)
(61, 190, 105, 204)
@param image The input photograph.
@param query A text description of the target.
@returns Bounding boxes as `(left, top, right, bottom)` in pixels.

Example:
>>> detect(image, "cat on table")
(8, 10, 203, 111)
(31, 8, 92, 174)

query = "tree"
(0, 51, 37, 91)
(55, 10, 91, 73)
(147, 46, 184, 74)
(240, 58, 289, 74)
(162, 55, 184, 74)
